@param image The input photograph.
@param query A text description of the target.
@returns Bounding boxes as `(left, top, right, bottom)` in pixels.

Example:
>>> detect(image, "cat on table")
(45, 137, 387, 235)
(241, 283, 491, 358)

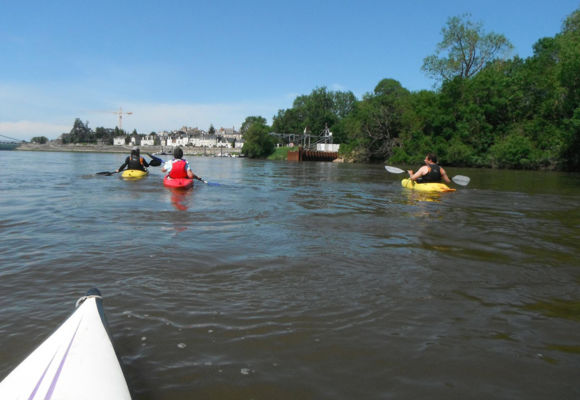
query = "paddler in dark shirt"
(116, 147, 150, 172)
(407, 153, 451, 184)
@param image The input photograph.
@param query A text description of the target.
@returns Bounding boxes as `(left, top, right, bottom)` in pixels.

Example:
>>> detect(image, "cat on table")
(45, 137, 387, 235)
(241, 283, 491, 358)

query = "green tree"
(241, 119, 275, 158)
(422, 14, 513, 83)
(271, 87, 357, 137)
(271, 107, 304, 135)
(94, 127, 115, 145)
(60, 118, 93, 143)
(557, 9, 580, 169)
(241, 116, 267, 135)
(31, 136, 48, 144)
(559, 107, 580, 170)
(489, 132, 540, 169)
(558, 9, 580, 118)
(342, 79, 411, 162)
(208, 124, 216, 134)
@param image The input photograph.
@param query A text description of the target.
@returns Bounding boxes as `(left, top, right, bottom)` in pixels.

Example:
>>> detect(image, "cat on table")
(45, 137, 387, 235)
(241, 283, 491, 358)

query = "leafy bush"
(445, 138, 475, 166)
(559, 107, 580, 170)
(489, 133, 539, 169)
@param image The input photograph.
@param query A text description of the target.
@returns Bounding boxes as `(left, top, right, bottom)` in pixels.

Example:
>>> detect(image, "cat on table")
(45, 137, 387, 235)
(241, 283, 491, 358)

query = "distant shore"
(16, 143, 242, 156)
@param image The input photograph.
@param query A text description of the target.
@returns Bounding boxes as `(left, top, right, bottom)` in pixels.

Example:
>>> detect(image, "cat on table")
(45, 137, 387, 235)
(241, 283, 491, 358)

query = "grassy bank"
(267, 147, 292, 160)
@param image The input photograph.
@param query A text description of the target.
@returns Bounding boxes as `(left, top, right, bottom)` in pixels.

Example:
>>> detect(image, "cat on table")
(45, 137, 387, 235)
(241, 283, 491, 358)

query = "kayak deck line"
(43, 318, 83, 400)
(0, 289, 131, 400)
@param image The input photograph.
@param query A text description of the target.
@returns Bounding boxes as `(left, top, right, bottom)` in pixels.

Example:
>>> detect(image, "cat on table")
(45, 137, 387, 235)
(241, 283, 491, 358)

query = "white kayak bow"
(0, 289, 131, 400)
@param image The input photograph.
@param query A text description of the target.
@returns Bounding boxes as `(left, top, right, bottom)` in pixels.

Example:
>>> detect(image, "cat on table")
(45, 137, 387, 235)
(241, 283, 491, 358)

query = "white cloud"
(0, 100, 289, 140)
(0, 121, 71, 140)
(0, 80, 295, 140)
(108, 100, 285, 134)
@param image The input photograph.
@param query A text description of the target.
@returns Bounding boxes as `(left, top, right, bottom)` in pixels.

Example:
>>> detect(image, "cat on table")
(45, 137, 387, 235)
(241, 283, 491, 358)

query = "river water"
(0, 151, 579, 399)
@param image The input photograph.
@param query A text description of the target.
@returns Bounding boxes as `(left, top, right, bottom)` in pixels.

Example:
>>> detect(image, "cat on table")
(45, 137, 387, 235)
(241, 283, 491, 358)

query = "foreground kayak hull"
(0, 289, 131, 400)
(163, 176, 194, 189)
(401, 178, 456, 192)
(121, 169, 148, 180)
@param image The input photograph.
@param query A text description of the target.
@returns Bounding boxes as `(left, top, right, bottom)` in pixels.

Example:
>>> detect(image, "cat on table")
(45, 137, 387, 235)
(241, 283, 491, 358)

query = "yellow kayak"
(401, 178, 455, 192)
(121, 169, 149, 180)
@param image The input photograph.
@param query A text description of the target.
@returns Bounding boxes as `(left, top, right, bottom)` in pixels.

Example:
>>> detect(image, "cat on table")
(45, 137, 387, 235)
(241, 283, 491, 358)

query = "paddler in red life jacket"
(161, 147, 201, 180)
(116, 147, 150, 173)
(407, 153, 451, 184)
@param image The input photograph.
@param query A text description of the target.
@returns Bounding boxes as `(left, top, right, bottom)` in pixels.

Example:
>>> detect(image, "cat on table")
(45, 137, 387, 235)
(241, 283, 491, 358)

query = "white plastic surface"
(0, 298, 131, 400)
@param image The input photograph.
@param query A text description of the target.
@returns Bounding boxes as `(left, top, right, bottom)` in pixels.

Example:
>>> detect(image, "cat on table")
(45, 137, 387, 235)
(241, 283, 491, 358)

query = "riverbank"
(16, 143, 242, 156)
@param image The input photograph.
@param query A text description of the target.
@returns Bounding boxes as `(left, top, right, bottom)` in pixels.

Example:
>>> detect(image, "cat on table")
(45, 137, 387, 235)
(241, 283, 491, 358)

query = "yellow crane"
(111, 107, 133, 131)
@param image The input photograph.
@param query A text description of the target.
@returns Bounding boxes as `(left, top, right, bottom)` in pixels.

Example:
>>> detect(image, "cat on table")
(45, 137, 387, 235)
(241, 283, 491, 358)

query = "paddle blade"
(147, 153, 164, 167)
(96, 171, 116, 176)
(452, 175, 470, 186)
(385, 165, 405, 174)
(196, 177, 221, 186)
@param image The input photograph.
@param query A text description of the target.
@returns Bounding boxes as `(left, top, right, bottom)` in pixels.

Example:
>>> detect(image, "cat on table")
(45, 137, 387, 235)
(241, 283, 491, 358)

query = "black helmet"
(173, 147, 183, 159)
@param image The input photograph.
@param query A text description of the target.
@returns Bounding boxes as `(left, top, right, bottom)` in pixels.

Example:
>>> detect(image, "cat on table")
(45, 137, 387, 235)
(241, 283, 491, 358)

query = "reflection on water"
(1, 152, 579, 400)
(522, 298, 580, 322)
(166, 187, 193, 211)
(402, 189, 444, 203)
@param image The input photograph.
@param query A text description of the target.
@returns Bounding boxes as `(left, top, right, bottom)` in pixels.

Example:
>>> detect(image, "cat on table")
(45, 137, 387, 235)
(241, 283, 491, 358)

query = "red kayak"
(163, 176, 194, 189)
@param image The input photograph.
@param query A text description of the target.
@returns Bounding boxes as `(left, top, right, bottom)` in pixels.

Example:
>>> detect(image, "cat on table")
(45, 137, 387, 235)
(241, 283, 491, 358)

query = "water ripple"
(1, 154, 579, 399)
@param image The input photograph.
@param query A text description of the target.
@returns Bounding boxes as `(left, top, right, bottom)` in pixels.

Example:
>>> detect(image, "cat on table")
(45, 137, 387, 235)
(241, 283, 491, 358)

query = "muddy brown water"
(1, 151, 579, 399)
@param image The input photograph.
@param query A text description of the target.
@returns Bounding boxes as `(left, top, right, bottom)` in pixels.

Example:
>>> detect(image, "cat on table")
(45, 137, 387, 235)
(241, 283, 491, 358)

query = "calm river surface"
(1, 151, 579, 399)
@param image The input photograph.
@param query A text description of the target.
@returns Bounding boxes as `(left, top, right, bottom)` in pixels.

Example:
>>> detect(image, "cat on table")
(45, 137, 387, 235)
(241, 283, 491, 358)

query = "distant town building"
(129, 134, 141, 146)
(112, 127, 244, 149)
(218, 126, 242, 140)
(140, 134, 157, 146)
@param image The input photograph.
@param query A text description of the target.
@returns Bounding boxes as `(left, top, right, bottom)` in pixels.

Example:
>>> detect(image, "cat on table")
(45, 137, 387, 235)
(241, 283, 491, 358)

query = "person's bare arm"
(408, 166, 428, 181)
(440, 167, 451, 184)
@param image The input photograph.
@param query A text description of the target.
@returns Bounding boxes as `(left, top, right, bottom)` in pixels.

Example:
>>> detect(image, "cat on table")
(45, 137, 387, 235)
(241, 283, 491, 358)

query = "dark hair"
(426, 153, 438, 163)
(173, 147, 183, 159)
(131, 149, 139, 157)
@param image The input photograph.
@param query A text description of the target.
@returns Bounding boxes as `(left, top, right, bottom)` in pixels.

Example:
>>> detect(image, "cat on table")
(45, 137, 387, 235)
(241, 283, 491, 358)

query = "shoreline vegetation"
(15, 143, 342, 163)
(259, 9, 580, 171)
(15, 142, 322, 162)
(19, 9, 580, 171)
(16, 142, 242, 157)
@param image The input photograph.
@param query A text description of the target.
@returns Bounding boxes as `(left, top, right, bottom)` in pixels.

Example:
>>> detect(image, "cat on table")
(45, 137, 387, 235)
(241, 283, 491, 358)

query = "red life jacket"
(169, 159, 188, 179)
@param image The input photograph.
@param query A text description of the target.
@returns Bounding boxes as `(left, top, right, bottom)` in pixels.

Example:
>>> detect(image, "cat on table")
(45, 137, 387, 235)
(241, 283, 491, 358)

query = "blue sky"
(1, 0, 578, 140)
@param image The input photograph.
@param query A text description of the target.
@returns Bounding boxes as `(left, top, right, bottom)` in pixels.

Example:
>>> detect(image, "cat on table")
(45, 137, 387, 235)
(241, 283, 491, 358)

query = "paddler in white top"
(407, 153, 451, 184)
(162, 147, 199, 180)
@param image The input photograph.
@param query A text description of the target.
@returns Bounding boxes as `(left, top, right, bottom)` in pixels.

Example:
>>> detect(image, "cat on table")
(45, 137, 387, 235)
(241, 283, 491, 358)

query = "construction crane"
(111, 107, 133, 131)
